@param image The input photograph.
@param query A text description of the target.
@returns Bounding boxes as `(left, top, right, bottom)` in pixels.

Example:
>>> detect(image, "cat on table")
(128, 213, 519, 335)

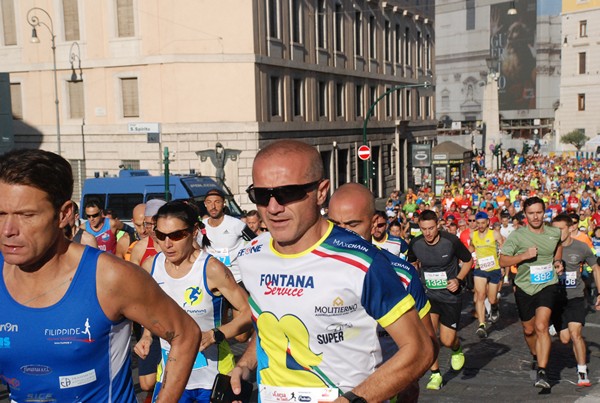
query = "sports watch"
(342, 391, 367, 403)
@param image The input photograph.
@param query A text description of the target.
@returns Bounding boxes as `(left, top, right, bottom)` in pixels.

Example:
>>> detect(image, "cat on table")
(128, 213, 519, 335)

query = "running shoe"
(535, 369, 550, 389)
(476, 323, 487, 339)
(451, 347, 465, 371)
(489, 308, 500, 323)
(426, 373, 443, 390)
(578, 371, 592, 387)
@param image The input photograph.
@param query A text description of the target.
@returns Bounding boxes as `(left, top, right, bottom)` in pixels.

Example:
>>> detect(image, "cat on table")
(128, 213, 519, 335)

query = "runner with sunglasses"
(82, 198, 124, 255)
(135, 200, 252, 403)
(230, 140, 434, 403)
(372, 210, 409, 259)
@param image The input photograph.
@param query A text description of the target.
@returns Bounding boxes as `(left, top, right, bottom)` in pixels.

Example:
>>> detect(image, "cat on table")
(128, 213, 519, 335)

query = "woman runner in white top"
(134, 200, 252, 403)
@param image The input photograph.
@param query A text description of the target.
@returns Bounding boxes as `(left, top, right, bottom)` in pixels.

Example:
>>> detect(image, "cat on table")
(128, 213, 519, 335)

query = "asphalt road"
(3, 284, 600, 402)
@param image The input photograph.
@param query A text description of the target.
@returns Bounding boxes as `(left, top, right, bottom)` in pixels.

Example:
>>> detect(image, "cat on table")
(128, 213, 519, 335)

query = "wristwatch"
(342, 391, 367, 403)
(212, 328, 226, 344)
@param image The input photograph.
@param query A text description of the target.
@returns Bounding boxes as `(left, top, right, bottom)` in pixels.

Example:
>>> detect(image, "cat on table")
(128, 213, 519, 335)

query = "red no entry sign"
(358, 145, 371, 161)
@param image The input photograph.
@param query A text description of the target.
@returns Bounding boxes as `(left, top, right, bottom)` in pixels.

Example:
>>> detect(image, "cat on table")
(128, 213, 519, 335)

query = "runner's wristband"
(342, 391, 367, 403)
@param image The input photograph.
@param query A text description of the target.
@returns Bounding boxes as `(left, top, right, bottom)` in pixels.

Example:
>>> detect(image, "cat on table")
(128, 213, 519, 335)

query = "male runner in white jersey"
(203, 188, 256, 343)
(231, 140, 434, 402)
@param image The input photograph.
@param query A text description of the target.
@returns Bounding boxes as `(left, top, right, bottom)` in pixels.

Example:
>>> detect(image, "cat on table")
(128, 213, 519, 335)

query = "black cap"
(205, 188, 225, 199)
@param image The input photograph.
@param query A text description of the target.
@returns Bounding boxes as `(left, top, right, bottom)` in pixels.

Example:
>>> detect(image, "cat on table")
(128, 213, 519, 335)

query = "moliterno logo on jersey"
(315, 297, 358, 317)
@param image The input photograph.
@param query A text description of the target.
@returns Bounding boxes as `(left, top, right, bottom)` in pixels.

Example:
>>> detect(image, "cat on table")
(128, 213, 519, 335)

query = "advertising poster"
(490, 1, 537, 110)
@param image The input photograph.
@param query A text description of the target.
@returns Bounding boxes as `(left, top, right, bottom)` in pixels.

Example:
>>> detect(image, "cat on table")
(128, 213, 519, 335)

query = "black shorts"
(552, 296, 586, 331)
(138, 335, 161, 376)
(514, 284, 558, 322)
(429, 299, 462, 331)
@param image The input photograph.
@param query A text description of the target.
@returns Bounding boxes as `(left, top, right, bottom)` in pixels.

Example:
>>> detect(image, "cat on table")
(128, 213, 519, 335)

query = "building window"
(62, 0, 80, 41)
(368, 15, 376, 59)
(1, 0, 17, 46)
(579, 20, 587, 37)
(334, 2, 343, 52)
(426, 34, 431, 70)
(292, 78, 304, 117)
(68, 81, 84, 119)
(291, 0, 303, 44)
(579, 52, 586, 74)
(317, 0, 326, 48)
(355, 84, 363, 117)
(116, 0, 134, 37)
(354, 11, 362, 56)
(416, 94, 421, 118)
(10, 82, 22, 120)
(318, 80, 328, 117)
(405, 89, 411, 117)
(385, 87, 391, 117)
(336, 82, 345, 117)
(384, 21, 391, 62)
(269, 76, 281, 117)
(396, 89, 402, 117)
(442, 91, 450, 109)
(121, 77, 139, 118)
(578, 93, 585, 111)
(466, 0, 475, 30)
(395, 24, 401, 64)
(404, 27, 411, 65)
(268, 0, 280, 39)
(417, 30, 422, 68)
(425, 96, 431, 118)
(120, 159, 140, 170)
(370, 86, 377, 117)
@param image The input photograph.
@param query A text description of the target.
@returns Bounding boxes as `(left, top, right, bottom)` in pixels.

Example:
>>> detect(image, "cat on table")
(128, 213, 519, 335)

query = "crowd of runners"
(1, 145, 600, 402)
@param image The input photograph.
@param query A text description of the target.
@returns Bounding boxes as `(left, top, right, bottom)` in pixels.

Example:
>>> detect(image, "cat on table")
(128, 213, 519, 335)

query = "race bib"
(162, 348, 207, 370)
(478, 255, 497, 271)
(424, 271, 448, 289)
(212, 248, 231, 267)
(259, 385, 339, 403)
(530, 263, 553, 284)
(559, 271, 577, 289)
(570, 203, 579, 209)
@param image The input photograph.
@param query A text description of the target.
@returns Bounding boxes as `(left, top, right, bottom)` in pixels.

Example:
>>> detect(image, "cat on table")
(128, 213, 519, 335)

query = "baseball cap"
(475, 212, 489, 220)
(145, 199, 167, 217)
(205, 188, 225, 199)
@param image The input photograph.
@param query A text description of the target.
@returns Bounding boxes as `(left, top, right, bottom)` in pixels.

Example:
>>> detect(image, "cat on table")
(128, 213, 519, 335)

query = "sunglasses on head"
(246, 180, 321, 206)
(154, 227, 193, 242)
(87, 212, 102, 219)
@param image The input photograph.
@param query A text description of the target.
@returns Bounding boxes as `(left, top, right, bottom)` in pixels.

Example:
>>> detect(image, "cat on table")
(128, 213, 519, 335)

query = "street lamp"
(27, 7, 61, 156)
(361, 81, 431, 186)
(507, 2, 517, 16)
(69, 42, 83, 83)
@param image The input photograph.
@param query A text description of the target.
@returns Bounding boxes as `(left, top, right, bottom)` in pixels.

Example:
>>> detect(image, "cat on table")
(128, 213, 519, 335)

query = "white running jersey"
(152, 251, 235, 390)
(372, 234, 408, 259)
(202, 215, 247, 282)
(238, 223, 415, 394)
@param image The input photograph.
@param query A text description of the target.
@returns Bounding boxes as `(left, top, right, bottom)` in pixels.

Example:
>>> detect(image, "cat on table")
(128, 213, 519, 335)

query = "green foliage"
(560, 130, 589, 151)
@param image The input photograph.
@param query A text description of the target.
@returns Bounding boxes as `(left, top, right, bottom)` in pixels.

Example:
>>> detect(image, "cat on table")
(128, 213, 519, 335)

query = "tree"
(560, 130, 589, 151)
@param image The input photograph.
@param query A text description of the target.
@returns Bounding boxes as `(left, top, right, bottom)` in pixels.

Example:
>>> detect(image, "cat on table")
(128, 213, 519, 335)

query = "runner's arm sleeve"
(362, 252, 415, 328)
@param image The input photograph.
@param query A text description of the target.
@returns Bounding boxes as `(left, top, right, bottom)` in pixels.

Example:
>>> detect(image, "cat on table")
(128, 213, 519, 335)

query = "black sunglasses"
(154, 227, 193, 241)
(246, 180, 321, 206)
(375, 222, 387, 228)
(87, 212, 102, 219)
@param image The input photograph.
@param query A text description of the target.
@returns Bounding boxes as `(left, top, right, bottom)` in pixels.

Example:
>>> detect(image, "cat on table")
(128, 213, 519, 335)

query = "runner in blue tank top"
(0, 149, 201, 402)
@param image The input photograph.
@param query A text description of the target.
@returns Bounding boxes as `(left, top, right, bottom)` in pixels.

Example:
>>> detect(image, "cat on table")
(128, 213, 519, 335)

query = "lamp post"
(69, 42, 85, 179)
(482, 56, 500, 171)
(27, 7, 61, 156)
(361, 81, 431, 187)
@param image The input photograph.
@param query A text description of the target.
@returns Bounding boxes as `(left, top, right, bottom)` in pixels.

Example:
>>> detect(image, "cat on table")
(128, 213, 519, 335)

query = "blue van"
(80, 170, 242, 221)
